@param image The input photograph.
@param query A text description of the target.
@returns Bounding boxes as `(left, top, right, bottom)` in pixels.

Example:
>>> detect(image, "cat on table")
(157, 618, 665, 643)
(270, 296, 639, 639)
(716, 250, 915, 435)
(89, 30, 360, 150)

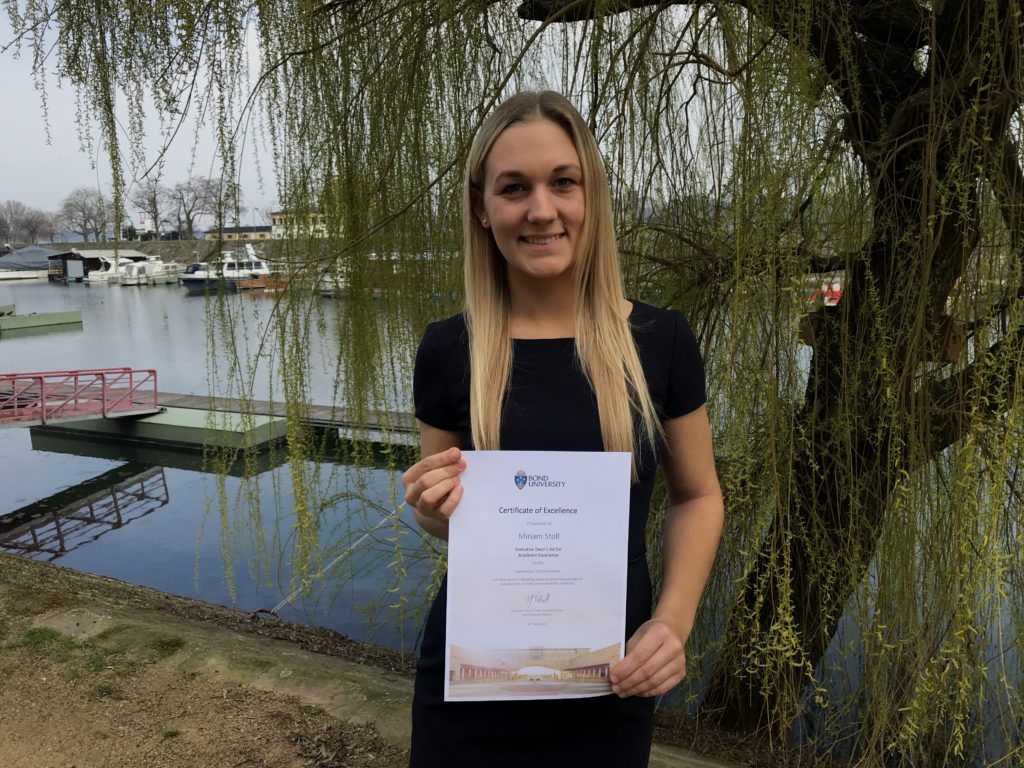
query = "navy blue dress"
(410, 301, 706, 767)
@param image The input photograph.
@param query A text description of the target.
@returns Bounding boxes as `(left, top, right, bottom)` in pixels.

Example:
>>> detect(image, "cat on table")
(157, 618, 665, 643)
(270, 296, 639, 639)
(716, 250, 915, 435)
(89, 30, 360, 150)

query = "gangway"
(0, 367, 161, 428)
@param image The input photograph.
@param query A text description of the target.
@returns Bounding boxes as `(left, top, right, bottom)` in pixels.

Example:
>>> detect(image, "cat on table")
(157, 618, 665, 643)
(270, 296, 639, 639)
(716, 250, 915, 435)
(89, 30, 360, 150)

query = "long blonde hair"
(463, 91, 661, 474)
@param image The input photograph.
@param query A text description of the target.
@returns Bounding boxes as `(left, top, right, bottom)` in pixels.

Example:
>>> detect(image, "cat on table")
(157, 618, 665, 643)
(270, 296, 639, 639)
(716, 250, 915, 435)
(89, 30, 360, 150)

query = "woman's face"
(477, 118, 585, 285)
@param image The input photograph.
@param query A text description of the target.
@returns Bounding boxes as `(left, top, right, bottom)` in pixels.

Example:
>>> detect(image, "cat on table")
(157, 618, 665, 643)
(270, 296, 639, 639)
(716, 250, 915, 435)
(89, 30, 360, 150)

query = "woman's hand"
(608, 619, 687, 698)
(402, 446, 467, 525)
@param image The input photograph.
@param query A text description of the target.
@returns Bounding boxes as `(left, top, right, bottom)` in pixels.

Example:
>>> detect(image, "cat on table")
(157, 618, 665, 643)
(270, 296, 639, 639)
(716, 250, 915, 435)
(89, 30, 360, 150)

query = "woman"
(402, 91, 723, 767)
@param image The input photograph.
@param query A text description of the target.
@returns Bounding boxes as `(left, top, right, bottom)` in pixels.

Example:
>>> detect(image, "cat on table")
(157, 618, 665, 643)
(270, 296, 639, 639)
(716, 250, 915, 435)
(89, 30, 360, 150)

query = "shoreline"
(0, 551, 763, 767)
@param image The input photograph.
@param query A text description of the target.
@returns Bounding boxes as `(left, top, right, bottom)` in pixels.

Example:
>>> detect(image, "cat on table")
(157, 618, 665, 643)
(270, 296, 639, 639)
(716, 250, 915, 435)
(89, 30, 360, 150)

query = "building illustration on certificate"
(447, 643, 619, 698)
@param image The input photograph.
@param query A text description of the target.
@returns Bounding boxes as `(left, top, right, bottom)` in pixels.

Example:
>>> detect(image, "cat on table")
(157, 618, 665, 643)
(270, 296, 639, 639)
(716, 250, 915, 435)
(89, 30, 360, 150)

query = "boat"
(121, 258, 182, 286)
(80, 250, 166, 285)
(178, 244, 273, 294)
(83, 254, 126, 284)
(237, 275, 288, 291)
(318, 264, 350, 298)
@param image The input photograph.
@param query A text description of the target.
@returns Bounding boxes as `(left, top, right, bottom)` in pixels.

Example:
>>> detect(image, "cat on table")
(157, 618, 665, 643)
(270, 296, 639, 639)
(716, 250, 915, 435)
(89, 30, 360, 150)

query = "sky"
(0, 16, 276, 222)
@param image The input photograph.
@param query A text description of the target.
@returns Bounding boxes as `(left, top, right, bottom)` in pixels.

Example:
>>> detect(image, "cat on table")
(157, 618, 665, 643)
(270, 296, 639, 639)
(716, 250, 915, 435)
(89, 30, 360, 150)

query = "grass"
(84, 648, 113, 672)
(148, 636, 187, 659)
(161, 729, 181, 740)
(17, 627, 75, 653)
(90, 682, 122, 700)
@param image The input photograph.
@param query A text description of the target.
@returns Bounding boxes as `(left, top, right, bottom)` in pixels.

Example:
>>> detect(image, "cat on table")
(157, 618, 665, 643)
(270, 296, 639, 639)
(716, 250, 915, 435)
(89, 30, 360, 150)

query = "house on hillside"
(269, 210, 328, 239)
(204, 225, 273, 242)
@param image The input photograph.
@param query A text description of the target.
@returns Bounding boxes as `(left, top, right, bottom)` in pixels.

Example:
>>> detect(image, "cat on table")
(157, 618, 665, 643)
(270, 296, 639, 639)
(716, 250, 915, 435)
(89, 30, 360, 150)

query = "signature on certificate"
(525, 592, 551, 608)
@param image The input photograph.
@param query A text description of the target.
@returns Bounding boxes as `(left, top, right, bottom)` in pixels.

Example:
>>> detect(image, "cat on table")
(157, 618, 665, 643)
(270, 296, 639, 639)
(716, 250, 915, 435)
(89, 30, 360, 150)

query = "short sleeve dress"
(410, 300, 706, 768)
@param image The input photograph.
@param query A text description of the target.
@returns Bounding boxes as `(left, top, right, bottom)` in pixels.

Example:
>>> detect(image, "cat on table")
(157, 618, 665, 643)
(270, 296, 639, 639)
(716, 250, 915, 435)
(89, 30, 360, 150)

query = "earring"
(480, 218, 489, 227)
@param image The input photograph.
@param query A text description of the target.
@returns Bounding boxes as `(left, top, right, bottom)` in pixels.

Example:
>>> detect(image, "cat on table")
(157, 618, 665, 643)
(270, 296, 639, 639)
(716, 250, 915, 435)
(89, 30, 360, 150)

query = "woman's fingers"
(436, 481, 464, 518)
(403, 447, 467, 519)
(418, 474, 461, 513)
(402, 446, 463, 490)
(609, 620, 686, 698)
(614, 646, 685, 697)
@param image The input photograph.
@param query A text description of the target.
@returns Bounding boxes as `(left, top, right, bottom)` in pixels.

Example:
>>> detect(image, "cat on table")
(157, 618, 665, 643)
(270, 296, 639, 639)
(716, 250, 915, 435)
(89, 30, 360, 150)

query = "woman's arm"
(610, 405, 724, 698)
(402, 421, 465, 541)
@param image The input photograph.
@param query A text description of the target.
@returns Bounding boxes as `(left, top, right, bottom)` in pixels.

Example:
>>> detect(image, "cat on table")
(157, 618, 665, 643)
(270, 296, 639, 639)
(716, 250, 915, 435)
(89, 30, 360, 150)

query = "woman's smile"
(521, 233, 565, 246)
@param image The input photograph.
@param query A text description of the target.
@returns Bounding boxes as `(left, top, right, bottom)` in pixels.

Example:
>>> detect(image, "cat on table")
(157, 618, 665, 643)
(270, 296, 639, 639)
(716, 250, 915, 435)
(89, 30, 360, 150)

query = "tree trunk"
(698, 0, 1022, 733)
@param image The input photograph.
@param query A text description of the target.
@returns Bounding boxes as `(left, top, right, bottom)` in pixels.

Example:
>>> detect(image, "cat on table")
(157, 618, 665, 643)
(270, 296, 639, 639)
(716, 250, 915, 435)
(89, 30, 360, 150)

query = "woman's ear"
(471, 192, 489, 228)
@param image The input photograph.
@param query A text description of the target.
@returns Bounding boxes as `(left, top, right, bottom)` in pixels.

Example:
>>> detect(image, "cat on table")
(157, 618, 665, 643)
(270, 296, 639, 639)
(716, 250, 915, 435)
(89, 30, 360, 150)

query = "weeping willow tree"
(6, 0, 1024, 763)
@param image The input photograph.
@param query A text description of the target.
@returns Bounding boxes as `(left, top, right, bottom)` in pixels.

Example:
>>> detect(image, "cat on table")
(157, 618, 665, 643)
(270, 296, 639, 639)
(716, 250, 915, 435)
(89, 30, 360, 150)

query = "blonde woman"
(402, 91, 723, 767)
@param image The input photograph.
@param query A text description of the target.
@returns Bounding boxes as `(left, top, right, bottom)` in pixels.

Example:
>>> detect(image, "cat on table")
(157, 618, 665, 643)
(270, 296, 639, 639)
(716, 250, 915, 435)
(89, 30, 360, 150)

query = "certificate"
(444, 450, 631, 701)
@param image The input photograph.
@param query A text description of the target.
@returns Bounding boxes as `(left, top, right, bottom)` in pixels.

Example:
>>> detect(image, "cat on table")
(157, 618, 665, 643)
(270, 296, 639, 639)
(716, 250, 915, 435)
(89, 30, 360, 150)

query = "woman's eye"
(553, 177, 577, 188)
(501, 183, 525, 195)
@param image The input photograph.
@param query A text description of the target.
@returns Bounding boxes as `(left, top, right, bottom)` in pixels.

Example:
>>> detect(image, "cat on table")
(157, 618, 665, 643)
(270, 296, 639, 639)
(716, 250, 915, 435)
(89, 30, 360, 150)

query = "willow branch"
(925, 325, 1024, 456)
(991, 136, 1024, 268)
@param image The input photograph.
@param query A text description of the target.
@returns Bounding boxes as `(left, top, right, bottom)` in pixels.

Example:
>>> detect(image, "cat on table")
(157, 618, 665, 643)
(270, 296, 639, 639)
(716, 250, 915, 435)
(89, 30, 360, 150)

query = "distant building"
(204, 225, 273, 242)
(269, 210, 328, 239)
(136, 215, 158, 234)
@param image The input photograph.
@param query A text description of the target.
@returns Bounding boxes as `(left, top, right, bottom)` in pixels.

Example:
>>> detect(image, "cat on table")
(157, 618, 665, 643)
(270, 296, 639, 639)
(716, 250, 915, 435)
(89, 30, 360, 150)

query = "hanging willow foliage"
(7, 0, 1024, 763)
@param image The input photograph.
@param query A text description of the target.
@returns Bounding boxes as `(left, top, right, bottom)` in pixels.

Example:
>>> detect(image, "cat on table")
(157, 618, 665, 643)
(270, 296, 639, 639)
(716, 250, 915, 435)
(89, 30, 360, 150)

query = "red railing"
(0, 367, 160, 427)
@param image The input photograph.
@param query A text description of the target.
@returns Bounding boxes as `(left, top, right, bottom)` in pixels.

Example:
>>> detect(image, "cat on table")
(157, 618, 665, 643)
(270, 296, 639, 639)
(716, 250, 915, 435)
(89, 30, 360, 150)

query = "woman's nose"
(526, 189, 557, 222)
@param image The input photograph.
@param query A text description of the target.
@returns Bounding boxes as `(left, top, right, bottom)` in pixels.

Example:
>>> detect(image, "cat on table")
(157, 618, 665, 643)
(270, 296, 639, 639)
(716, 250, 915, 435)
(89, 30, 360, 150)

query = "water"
(0, 280, 435, 652)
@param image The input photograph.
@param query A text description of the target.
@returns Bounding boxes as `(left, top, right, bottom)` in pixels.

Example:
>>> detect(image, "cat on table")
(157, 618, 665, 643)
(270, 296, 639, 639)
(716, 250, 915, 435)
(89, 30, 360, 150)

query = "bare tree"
(60, 187, 109, 242)
(19, 208, 50, 244)
(43, 212, 65, 244)
(170, 176, 218, 239)
(0, 200, 28, 243)
(128, 176, 171, 236)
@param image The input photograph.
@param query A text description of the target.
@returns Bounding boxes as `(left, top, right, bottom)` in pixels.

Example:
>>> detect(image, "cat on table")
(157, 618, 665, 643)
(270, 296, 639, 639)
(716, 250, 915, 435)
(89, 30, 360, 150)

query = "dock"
(29, 391, 418, 463)
(1, 363, 418, 461)
(0, 305, 83, 333)
(155, 392, 417, 437)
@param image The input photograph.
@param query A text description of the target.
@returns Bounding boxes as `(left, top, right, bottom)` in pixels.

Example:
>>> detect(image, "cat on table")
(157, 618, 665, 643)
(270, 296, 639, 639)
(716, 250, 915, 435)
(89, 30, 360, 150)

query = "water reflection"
(0, 466, 169, 560)
(0, 322, 84, 340)
(29, 428, 290, 476)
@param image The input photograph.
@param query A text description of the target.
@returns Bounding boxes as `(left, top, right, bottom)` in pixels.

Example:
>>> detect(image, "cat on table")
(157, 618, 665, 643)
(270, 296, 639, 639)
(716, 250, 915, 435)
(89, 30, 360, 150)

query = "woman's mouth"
(521, 234, 564, 245)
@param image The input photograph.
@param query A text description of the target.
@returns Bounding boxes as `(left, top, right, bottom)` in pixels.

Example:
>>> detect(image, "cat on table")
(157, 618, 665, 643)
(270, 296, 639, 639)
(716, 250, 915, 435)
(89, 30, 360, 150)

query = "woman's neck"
(507, 274, 575, 339)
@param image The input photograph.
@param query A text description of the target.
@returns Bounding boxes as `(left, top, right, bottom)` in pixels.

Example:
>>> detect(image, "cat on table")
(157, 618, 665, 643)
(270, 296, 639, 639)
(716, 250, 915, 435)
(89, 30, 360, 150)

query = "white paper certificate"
(444, 450, 631, 702)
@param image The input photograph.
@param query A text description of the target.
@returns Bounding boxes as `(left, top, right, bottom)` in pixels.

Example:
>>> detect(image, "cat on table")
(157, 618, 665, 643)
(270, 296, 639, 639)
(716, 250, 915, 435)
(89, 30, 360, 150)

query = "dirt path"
(0, 555, 408, 768)
(0, 620, 402, 768)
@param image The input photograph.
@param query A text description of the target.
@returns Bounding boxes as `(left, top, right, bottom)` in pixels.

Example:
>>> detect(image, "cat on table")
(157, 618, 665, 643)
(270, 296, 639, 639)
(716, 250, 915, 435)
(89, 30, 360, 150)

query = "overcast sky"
(1, 16, 276, 220)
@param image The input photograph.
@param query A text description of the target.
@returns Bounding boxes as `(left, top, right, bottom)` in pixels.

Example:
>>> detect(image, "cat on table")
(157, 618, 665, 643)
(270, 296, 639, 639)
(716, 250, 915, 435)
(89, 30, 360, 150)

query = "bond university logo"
(514, 470, 527, 490)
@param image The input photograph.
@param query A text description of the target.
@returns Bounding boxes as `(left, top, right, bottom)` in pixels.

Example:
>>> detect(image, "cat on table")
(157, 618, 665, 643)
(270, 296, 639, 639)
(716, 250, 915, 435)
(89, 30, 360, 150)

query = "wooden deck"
(156, 392, 418, 444)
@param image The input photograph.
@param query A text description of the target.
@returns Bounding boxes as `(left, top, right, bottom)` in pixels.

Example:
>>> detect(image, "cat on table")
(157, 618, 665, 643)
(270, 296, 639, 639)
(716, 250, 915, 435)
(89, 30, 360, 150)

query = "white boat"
(178, 244, 274, 293)
(83, 254, 126, 284)
(80, 249, 164, 285)
(318, 264, 350, 298)
(121, 258, 182, 286)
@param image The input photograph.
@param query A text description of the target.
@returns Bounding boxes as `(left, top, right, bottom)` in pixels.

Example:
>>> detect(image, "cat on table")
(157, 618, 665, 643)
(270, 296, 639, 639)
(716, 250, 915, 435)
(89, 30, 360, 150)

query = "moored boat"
(82, 254, 125, 284)
(121, 258, 182, 286)
(178, 244, 273, 294)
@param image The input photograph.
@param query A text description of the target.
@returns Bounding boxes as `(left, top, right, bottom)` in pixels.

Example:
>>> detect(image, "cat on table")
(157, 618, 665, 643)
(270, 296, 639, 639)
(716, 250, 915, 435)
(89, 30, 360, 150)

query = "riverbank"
(0, 553, 815, 767)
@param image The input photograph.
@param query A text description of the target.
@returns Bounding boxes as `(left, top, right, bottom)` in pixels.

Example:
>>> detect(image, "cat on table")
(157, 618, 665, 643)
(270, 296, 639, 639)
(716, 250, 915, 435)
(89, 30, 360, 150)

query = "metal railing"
(0, 367, 160, 427)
